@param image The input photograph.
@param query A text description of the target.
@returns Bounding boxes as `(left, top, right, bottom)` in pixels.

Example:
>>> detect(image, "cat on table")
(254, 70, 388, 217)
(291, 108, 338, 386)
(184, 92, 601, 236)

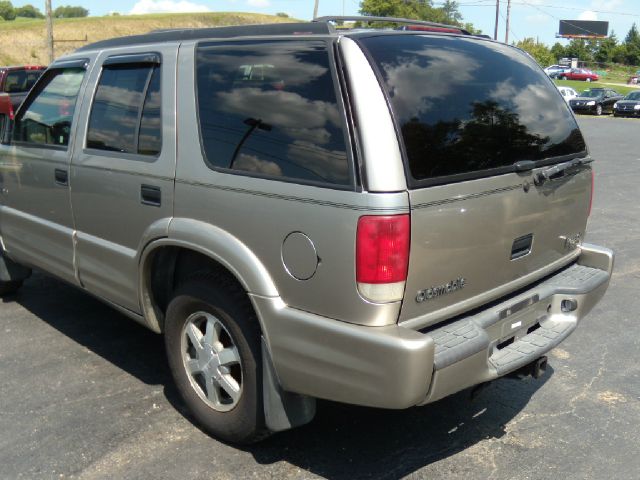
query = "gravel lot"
(1, 116, 638, 480)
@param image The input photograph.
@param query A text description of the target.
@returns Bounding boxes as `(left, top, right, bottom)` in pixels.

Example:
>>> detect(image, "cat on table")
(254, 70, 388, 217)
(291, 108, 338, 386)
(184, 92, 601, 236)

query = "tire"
(560, 76, 567, 80)
(586, 77, 592, 82)
(0, 280, 23, 296)
(164, 275, 269, 444)
(595, 104, 603, 116)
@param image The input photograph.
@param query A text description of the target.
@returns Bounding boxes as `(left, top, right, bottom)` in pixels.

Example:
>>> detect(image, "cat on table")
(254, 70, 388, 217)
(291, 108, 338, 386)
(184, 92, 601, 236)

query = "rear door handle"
(54, 168, 68, 186)
(141, 184, 161, 207)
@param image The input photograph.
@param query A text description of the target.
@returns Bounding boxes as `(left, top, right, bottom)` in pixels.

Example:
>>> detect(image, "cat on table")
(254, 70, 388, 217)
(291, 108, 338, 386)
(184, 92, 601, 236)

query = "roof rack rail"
(76, 22, 332, 52)
(312, 15, 470, 35)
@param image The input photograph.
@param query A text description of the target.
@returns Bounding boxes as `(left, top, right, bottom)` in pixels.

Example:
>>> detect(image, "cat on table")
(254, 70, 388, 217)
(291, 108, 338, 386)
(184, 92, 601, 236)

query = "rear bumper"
(252, 244, 613, 409)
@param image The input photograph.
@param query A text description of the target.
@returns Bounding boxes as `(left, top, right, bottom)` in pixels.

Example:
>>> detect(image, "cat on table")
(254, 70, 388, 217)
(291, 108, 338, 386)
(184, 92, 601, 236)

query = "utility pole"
(313, 0, 319, 20)
(505, 0, 511, 44)
(493, 0, 500, 41)
(45, 0, 54, 63)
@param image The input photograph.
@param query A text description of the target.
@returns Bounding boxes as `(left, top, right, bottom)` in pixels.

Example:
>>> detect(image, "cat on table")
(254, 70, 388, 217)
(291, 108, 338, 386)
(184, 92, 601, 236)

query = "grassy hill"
(0, 12, 297, 65)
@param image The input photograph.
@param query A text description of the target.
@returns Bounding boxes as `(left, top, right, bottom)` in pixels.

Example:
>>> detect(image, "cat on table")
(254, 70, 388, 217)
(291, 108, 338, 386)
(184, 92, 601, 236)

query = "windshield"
(358, 35, 586, 184)
(580, 90, 604, 98)
(626, 91, 640, 100)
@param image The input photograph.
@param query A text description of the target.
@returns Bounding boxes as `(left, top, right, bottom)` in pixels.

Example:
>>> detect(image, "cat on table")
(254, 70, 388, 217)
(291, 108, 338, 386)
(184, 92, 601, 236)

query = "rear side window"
(13, 68, 85, 148)
(195, 41, 351, 186)
(86, 64, 162, 156)
(358, 35, 587, 185)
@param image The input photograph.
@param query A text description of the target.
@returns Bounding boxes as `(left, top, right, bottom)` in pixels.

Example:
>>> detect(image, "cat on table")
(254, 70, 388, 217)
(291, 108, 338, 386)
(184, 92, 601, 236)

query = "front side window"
(195, 41, 351, 186)
(13, 68, 85, 147)
(86, 63, 162, 156)
(358, 35, 587, 185)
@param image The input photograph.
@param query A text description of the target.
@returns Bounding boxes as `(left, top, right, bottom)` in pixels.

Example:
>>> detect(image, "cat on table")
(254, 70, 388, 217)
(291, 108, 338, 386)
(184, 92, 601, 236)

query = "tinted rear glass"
(358, 35, 586, 184)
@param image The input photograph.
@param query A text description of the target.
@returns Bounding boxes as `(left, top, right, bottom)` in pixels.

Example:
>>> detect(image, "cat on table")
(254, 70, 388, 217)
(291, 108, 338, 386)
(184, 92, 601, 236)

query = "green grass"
(553, 79, 637, 96)
(0, 12, 298, 65)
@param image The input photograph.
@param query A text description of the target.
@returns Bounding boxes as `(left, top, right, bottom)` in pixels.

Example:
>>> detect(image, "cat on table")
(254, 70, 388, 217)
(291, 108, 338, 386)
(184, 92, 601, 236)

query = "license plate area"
(486, 294, 551, 352)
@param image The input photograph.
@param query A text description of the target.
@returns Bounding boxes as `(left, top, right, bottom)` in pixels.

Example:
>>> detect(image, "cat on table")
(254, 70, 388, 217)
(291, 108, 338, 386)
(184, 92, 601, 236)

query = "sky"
(12, 0, 640, 46)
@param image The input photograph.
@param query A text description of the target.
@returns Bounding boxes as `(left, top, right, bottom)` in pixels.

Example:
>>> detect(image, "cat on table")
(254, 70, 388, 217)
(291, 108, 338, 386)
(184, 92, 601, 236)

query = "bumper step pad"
(488, 319, 573, 375)
(431, 321, 488, 370)
(427, 263, 608, 372)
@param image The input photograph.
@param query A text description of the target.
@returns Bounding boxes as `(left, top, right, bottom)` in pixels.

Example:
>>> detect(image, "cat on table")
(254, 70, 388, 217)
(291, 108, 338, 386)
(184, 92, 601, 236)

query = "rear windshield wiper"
(533, 156, 593, 186)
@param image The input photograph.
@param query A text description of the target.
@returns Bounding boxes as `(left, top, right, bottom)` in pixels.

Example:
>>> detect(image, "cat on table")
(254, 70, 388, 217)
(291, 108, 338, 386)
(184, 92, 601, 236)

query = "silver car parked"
(0, 17, 613, 444)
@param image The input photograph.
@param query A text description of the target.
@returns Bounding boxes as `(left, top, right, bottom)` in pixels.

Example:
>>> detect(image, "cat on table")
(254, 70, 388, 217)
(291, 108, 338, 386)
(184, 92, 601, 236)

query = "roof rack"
(312, 15, 470, 35)
(76, 22, 332, 52)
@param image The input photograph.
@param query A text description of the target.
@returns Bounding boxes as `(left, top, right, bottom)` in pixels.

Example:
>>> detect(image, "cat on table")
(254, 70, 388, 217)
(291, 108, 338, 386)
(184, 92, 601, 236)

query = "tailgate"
(354, 34, 592, 328)
(400, 168, 590, 325)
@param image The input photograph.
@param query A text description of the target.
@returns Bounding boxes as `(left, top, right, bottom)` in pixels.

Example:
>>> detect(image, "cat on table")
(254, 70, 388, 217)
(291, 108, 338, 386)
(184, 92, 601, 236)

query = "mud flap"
(262, 337, 316, 432)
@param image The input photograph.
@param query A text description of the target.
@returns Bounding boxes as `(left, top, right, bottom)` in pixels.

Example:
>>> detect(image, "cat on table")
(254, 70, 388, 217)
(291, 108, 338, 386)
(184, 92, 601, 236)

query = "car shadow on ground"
(9, 273, 551, 480)
(246, 372, 550, 479)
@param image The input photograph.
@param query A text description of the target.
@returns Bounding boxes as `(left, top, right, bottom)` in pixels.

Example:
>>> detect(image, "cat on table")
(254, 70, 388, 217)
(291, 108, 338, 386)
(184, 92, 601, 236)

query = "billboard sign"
(559, 20, 608, 38)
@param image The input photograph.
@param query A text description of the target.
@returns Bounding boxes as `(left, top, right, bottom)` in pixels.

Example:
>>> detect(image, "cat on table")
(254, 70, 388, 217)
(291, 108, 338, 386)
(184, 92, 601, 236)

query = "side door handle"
(54, 168, 68, 186)
(140, 184, 161, 207)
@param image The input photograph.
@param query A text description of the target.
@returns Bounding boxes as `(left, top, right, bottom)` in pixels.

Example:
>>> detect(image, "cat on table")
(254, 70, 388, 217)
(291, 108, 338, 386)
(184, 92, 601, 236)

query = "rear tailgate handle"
(511, 234, 533, 260)
(141, 184, 161, 207)
(54, 168, 68, 186)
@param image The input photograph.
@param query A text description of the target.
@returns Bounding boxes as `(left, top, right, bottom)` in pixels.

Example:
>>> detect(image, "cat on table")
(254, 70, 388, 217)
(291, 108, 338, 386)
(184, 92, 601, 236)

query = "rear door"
(70, 46, 177, 312)
(357, 35, 592, 327)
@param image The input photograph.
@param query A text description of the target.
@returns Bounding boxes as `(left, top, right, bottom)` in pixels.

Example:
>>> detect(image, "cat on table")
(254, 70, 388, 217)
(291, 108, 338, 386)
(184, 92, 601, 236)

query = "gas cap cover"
(282, 232, 318, 281)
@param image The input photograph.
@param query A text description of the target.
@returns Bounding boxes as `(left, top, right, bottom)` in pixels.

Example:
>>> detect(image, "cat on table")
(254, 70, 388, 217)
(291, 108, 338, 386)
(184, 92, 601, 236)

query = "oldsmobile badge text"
(416, 277, 466, 303)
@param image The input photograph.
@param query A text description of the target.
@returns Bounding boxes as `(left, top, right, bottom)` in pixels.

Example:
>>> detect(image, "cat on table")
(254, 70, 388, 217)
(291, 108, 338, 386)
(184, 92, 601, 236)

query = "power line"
(519, 0, 609, 38)
(448, 0, 640, 18)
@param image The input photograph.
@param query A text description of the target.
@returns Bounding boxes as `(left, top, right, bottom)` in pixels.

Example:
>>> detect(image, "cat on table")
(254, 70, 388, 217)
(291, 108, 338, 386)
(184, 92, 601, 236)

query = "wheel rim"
(596, 105, 602, 115)
(181, 311, 243, 412)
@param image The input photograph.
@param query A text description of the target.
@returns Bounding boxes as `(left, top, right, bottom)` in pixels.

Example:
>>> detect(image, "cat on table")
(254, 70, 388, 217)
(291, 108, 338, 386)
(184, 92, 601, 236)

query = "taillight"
(588, 169, 594, 217)
(8, 102, 14, 121)
(356, 214, 410, 303)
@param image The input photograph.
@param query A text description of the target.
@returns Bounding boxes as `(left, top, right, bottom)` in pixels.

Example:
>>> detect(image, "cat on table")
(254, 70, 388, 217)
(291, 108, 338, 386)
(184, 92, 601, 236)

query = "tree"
(564, 38, 593, 62)
(15, 4, 44, 18)
(359, 0, 479, 32)
(612, 44, 627, 64)
(514, 38, 553, 67)
(53, 5, 89, 18)
(550, 42, 566, 62)
(0, 1, 16, 21)
(441, 0, 462, 24)
(594, 31, 618, 64)
(625, 23, 640, 45)
(624, 23, 640, 66)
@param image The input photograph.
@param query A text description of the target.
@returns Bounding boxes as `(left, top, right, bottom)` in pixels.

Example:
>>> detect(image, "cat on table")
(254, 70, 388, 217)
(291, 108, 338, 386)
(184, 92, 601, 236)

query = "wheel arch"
(139, 219, 279, 333)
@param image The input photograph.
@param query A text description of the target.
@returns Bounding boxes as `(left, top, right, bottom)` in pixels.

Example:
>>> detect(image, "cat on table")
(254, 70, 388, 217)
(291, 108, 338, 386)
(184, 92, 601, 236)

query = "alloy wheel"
(181, 311, 243, 412)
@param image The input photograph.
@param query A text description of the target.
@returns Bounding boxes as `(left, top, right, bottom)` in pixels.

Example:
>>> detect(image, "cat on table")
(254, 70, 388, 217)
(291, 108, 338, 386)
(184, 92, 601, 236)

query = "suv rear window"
(195, 41, 351, 187)
(4, 69, 42, 93)
(358, 35, 586, 185)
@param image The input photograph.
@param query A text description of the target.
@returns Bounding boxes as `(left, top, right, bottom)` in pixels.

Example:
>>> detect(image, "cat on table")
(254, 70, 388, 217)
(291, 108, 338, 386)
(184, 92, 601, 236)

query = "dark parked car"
(558, 68, 599, 82)
(613, 91, 640, 117)
(569, 88, 623, 115)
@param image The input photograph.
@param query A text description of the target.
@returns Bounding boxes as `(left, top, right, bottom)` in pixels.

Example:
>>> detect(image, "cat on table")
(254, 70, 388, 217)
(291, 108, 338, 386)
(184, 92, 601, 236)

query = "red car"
(559, 68, 599, 82)
(0, 65, 46, 112)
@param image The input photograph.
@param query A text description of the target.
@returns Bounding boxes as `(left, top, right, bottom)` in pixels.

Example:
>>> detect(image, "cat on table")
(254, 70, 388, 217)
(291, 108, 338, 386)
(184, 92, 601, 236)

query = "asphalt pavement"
(1, 116, 639, 480)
